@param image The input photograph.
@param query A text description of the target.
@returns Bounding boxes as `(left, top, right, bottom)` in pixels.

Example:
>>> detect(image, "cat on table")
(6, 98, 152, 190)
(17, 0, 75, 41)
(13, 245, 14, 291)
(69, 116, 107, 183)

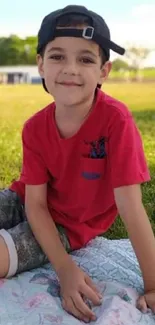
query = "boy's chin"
(54, 91, 86, 106)
(56, 97, 83, 107)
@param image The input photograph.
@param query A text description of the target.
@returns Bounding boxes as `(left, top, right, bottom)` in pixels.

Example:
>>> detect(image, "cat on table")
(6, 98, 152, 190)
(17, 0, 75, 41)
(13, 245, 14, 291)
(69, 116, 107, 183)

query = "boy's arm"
(20, 123, 101, 321)
(25, 183, 101, 322)
(114, 184, 155, 291)
(25, 183, 72, 272)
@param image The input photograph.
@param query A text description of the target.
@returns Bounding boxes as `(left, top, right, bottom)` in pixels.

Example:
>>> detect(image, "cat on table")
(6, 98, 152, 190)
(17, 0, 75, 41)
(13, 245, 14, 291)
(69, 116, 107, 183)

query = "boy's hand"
(57, 259, 102, 322)
(137, 291, 155, 314)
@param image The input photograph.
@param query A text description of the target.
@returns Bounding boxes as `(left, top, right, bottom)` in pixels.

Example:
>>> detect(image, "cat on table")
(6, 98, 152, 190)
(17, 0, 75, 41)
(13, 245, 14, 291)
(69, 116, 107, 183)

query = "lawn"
(110, 69, 155, 80)
(0, 83, 155, 238)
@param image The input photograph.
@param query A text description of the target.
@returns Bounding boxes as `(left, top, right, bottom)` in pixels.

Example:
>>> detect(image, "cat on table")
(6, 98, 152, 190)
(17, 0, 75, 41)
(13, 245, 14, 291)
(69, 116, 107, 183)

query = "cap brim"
(108, 40, 125, 55)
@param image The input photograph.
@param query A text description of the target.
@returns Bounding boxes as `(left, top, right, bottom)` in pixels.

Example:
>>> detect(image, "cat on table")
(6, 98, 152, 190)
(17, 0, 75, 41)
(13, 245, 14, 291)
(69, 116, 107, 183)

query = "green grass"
(110, 68, 155, 80)
(0, 83, 155, 239)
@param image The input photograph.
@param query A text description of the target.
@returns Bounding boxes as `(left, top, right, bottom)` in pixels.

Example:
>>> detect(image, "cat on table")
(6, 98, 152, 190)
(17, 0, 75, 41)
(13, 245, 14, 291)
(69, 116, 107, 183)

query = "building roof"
(0, 65, 40, 77)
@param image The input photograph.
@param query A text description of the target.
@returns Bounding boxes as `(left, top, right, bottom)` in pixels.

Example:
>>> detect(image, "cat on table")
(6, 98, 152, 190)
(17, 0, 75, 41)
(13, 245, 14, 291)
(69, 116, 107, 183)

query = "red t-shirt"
(10, 89, 150, 249)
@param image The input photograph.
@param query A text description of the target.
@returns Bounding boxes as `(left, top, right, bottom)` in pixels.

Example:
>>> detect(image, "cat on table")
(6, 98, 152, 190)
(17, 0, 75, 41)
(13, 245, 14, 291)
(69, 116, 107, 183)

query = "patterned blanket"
(0, 237, 155, 324)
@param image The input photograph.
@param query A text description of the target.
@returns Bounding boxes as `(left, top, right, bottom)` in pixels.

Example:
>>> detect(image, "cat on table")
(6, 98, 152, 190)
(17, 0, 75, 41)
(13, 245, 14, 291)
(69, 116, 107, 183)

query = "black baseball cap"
(37, 5, 125, 92)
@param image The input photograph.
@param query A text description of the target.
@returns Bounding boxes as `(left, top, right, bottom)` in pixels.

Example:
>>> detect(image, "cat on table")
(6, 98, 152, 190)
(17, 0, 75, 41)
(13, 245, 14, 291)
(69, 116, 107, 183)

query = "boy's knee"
(0, 235, 10, 278)
(0, 229, 18, 278)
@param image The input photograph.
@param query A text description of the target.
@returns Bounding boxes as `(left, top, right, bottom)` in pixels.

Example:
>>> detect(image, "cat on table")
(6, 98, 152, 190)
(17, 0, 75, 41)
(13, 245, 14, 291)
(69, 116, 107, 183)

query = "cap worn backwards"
(37, 4, 125, 60)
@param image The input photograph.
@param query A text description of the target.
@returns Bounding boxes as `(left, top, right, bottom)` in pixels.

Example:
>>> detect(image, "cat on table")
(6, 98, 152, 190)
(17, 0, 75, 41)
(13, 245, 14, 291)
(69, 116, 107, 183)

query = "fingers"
(62, 298, 85, 321)
(85, 276, 102, 299)
(137, 295, 148, 313)
(73, 293, 96, 321)
(82, 281, 102, 306)
(62, 297, 95, 323)
(144, 293, 155, 314)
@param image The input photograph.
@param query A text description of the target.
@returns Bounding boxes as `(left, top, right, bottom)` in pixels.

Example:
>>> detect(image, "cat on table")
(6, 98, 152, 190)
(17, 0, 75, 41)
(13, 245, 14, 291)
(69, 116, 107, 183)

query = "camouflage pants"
(0, 189, 71, 277)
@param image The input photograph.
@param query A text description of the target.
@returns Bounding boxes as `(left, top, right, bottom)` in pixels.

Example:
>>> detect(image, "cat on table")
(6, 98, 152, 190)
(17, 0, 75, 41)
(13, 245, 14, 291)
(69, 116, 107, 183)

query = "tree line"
(0, 35, 37, 65)
(0, 35, 153, 72)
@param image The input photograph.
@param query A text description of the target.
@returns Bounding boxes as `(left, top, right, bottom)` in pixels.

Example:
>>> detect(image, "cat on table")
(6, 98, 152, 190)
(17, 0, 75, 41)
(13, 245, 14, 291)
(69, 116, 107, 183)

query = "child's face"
(37, 35, 111, 106)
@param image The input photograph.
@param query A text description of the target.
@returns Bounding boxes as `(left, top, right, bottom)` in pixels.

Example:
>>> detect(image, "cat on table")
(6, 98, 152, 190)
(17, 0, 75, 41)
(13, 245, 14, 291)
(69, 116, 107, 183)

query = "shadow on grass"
(132, 109, 155, 119)
(132, 109, 155, 136)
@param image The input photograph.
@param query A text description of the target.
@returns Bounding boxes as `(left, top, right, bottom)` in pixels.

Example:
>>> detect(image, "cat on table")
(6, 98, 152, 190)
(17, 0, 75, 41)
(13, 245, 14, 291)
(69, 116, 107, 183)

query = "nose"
(62, 58, 79, 76)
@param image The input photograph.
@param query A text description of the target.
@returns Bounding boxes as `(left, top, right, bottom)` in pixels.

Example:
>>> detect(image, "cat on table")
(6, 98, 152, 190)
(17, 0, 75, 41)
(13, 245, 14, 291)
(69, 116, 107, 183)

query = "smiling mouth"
(58, 82, 82, 86)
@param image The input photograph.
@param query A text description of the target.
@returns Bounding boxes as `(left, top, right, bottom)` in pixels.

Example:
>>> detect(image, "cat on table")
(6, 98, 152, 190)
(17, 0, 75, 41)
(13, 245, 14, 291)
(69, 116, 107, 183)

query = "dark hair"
(40, 14, 107, 90)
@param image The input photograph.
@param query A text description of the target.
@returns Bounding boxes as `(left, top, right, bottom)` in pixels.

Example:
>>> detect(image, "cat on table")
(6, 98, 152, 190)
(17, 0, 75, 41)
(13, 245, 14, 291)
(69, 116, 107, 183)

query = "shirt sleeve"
(108, 115, 150, 188)
(19, 122, 49, 185)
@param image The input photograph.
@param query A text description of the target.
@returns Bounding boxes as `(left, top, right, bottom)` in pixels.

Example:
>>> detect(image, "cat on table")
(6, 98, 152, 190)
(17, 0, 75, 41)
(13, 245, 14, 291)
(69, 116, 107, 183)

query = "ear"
(98, 61, 112, 85)
(36, 54, 44, 78)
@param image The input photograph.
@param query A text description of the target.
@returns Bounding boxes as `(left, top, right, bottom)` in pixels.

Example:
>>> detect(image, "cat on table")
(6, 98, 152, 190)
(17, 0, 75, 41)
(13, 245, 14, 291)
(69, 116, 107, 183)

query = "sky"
(1, 0, 155, 66)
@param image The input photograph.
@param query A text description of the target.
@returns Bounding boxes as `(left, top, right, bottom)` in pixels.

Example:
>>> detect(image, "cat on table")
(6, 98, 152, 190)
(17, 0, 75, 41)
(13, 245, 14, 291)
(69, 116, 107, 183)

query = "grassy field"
(0, 83, 155, 239)
(110, 69, 155, 80)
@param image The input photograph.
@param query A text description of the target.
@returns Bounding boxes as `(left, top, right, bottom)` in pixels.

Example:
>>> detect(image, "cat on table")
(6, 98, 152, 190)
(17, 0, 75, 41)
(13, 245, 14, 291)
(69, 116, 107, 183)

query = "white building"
(0, 65, 41, 84)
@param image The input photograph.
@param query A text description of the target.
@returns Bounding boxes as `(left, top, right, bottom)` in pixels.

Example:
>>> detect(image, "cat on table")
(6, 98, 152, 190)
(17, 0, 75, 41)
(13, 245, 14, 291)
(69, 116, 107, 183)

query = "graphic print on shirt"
(82, 136, 107, 180)
(88, 136, 107, 159)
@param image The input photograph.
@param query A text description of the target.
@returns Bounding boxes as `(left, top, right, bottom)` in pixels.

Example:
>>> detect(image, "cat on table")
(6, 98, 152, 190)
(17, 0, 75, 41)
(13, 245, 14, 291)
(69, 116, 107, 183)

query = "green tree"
(0, 35, 37, 65)
(112, 58, 129, 71)
(23, 36, 37, 64)
(0, 35, 23, 65)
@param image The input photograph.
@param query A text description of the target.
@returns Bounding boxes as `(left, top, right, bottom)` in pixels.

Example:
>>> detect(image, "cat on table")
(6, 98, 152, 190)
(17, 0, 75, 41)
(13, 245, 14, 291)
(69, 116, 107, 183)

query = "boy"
(0, 4, 155, 323)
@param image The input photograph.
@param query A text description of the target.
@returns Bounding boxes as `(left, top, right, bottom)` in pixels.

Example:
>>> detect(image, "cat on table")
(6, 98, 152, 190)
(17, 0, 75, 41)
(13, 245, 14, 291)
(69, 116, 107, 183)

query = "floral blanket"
(0, 237, 155, 325)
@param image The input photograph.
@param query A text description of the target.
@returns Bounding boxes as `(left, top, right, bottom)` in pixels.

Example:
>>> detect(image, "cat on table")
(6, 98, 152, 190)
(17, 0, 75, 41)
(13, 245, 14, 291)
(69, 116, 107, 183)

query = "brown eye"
(49, 55, 64, 61)
(80, 57, 95, 64)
